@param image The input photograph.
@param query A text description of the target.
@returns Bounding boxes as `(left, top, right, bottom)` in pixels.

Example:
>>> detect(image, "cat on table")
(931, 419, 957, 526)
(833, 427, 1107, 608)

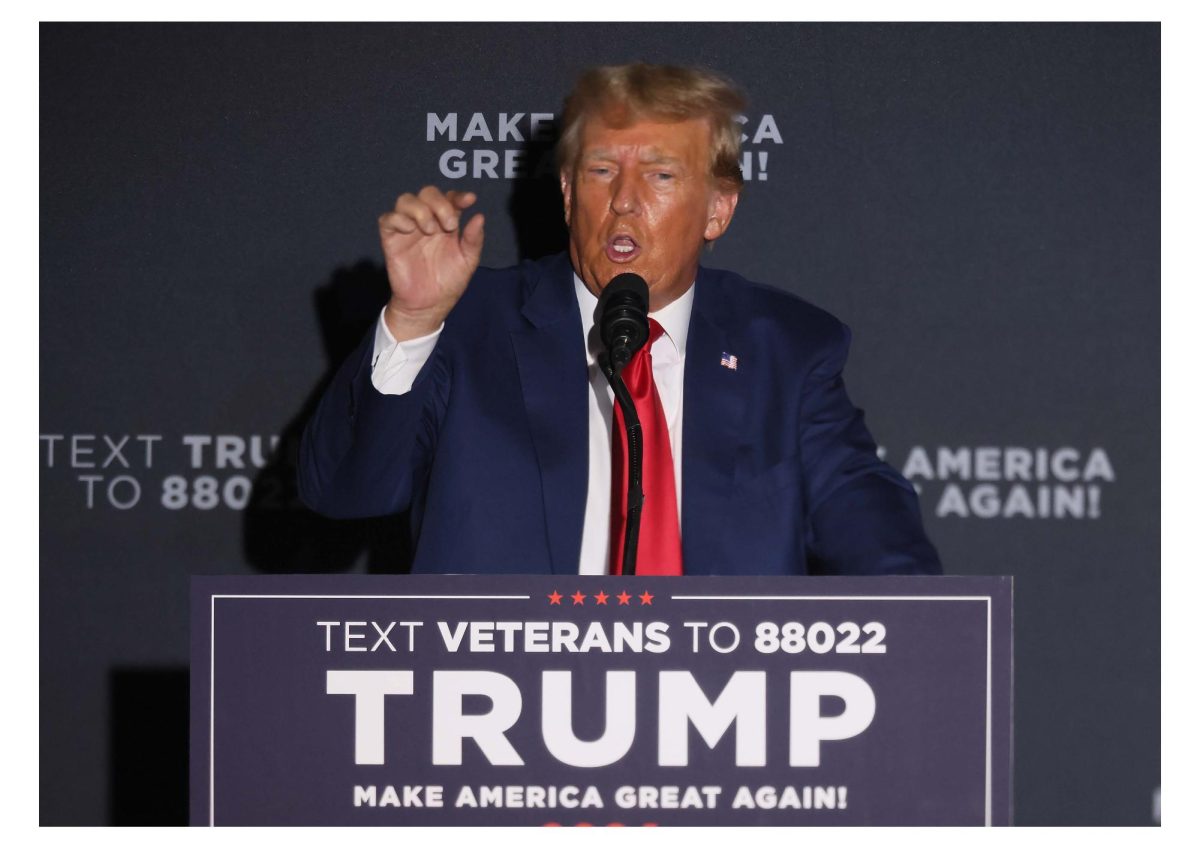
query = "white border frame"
(204, 590, 1000, 826)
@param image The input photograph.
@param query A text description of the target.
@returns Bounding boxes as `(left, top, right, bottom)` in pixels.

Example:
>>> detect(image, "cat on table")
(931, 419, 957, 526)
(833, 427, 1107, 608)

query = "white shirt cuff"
(370, 307, 443, 394)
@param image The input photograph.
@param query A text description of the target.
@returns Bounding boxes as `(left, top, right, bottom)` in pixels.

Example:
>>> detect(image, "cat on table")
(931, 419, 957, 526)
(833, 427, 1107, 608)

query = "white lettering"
(789, 671, 876, 767)
(427, 113, 457, 141)
(752, 114, 783, 144)
(462, 112, 492, 142)
(432, 671, 524, 766)
(326, 670, 414, 765)
(542, 671, 635, 767)
(497, 112, 524, 141)
(658, 671, 766, 766)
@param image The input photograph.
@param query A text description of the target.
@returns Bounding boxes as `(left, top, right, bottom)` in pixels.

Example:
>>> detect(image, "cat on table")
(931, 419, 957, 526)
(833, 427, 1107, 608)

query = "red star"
(547, 591, 563, 605)
(639, 591, 654, 605)
(594, 591, 609, 605)
(571, 591, 586, 606)
(616, 591, 632, 605)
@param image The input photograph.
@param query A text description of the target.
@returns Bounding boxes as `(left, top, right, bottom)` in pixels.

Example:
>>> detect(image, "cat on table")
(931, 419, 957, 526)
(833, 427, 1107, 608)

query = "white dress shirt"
(370, 275, 693, 574)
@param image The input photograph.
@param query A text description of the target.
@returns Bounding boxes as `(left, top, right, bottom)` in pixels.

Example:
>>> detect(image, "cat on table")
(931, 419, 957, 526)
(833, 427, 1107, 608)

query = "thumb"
(459, 213, 485, 266)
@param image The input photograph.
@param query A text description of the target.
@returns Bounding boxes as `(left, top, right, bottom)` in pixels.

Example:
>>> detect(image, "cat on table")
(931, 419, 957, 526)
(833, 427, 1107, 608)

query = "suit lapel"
(510, 255, 589, 575)
(682, 268, 748, 574)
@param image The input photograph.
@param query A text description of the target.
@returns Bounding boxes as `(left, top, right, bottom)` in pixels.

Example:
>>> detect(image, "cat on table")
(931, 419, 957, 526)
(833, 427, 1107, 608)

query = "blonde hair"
(557, 63, 746, 193)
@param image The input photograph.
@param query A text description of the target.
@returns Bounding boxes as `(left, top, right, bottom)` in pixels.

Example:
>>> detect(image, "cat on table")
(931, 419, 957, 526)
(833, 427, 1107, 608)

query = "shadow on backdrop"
(507, 124, 569, 261)
(109, 667, 189, 825)
(241, 260, 414, 575)
(241, 132, 567, 576)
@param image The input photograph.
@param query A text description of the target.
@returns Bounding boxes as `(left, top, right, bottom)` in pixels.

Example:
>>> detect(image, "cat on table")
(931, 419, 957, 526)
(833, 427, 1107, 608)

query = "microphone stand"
(600, 353, 643, 576)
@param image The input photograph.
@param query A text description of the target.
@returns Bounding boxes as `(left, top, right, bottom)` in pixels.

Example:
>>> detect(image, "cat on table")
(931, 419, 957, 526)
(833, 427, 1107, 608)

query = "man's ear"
(703, 188, 739, 241)
(560, 169, 573, 226)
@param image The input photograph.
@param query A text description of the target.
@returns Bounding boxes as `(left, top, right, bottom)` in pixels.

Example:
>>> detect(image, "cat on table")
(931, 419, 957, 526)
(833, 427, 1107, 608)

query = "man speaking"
(299, 63, 940, 577)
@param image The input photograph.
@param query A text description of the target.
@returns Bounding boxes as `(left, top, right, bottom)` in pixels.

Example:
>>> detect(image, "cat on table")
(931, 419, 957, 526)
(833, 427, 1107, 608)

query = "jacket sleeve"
(297, 328, 448, 519)
(799, 323, 942, 575)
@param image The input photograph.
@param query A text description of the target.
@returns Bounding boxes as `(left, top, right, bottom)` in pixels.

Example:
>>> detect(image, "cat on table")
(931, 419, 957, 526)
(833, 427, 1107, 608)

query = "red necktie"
(609, 319, 684, 576)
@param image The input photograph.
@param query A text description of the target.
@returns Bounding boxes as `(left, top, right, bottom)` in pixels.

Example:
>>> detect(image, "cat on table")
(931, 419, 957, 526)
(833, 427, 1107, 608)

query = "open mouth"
(605, 234, 641, 263)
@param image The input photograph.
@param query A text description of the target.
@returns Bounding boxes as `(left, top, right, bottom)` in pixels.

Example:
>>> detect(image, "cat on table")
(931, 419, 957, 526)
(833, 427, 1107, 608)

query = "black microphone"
(596, 273, 649, 575)
(598, 273, 650, 373)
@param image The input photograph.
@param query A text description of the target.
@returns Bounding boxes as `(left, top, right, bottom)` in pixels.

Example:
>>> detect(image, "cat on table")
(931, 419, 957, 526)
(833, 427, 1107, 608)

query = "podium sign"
(190, 574, 1011, 826)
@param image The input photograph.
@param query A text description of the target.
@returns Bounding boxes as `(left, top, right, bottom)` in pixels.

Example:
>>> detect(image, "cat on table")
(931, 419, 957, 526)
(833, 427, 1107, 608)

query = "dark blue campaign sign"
(190, 575, 1011, 826)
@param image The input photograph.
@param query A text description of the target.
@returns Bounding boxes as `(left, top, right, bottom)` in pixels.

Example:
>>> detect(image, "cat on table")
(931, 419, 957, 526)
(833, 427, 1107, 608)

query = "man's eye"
(589, 167, 611, 176)
(653, 172, 675, 181)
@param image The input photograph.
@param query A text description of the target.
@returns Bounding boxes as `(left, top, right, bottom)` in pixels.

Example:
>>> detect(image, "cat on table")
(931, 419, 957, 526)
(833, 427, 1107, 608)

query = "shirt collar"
(574, 273, 694, 364)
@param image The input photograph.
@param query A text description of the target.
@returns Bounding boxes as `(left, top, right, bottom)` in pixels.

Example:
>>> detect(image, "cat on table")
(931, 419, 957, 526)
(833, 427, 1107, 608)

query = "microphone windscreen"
(599, 273, 649, 314)
(598, 273, 650, 370)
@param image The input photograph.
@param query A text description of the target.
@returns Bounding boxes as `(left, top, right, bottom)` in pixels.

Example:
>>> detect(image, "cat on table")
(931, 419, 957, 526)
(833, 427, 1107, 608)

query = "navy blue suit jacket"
(299, 252, 940, 576)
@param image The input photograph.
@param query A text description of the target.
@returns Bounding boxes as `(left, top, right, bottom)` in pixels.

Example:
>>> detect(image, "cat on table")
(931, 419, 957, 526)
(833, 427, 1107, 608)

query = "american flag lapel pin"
(720, 351, 739, 371)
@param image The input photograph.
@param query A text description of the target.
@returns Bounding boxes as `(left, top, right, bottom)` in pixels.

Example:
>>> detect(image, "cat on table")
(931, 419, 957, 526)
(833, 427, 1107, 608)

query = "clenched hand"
(378, 186, 485, 341)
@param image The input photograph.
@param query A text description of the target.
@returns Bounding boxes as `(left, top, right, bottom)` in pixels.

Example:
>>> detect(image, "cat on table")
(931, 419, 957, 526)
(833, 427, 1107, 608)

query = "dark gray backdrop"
(39, 22, 1159, 826)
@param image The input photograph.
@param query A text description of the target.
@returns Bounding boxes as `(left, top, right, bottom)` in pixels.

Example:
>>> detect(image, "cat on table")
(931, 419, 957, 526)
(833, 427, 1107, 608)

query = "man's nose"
(610, 173, 641, 214)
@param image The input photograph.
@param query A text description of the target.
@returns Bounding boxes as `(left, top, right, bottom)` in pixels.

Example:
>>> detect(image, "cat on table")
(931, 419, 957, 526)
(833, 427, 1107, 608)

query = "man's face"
(561, 114, 738, 311)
